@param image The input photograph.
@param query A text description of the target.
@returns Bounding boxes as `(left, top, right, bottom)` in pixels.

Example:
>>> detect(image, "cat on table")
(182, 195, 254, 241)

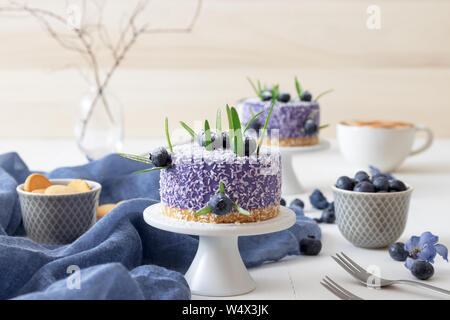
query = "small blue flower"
(369, 165, 394, 180)
(404, 232, 448, 270)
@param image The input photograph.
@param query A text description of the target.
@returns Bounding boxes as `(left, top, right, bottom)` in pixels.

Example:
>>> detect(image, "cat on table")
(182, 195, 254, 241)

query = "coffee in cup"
(337, 120, 433, 172)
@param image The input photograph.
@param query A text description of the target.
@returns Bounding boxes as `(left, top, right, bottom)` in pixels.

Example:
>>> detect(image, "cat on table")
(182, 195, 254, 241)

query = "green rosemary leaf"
(133, 166, 169, 174)
(257, 99, 275, 156)
(194, 205, 212, 217)
(118, 153, 152, 164)
(219, 181, 225, 194)
(318, 124, 330, 130)
(179, 121, 196, 139)
(271, 84, 280, 101)
(257, 80, 262, 95)
(165, 117, 173, 153)
(243, 110, 264, 133)
(307, 111, 319, 121)
(232, 203, 250, 216)
(314, 89, 334, 102)
(231, 107, 244, 156)
(247, 77, 262, 99)
(295, 76, 302, 98)
(204, 120, 212, 151)
(226, 104, 234, 144)
(249, 105, 256, 117)
(216, 108, 222, 133)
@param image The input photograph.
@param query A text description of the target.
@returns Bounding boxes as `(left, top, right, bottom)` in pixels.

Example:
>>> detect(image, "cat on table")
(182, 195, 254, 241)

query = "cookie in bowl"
(17, 175, 101, 244)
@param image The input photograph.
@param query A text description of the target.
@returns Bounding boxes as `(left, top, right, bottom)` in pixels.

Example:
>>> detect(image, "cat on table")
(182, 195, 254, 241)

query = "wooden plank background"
(0, 0, 449, 138)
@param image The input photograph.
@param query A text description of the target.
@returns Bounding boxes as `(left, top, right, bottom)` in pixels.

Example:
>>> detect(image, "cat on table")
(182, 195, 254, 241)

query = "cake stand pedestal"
(279, 139, 330, 195)
(143, 204, 296, 297)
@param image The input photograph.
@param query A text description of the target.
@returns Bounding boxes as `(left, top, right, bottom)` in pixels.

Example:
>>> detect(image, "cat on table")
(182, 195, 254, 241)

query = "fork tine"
(324, 276, 362, 300)
(340, 252, 366, 273)
(321, 280, 350, 300)
(331, 256, 356, 275)
(334, 254, 359, 274)
(336, 253, 360, 273)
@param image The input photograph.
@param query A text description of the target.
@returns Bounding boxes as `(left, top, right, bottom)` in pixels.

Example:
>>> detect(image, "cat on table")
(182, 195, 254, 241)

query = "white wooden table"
(1, 138, 449, 300)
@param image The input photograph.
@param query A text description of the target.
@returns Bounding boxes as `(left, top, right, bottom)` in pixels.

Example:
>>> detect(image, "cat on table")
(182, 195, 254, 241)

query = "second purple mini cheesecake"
(160, 144, 281, 223)
(239, 77, 332, 147)
(239, 98, 320, 146)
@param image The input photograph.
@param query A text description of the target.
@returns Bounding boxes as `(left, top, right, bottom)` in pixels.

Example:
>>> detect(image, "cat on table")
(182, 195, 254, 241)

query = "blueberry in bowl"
(332, 171, 413, 248)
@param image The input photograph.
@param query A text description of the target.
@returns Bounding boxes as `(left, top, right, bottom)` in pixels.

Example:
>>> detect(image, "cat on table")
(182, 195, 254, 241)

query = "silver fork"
(321, 276, 364, 300)
(333, 252, 450, 296)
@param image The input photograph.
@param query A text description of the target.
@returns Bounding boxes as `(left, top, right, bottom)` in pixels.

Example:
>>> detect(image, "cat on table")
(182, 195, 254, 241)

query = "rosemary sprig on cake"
(247, 76, 333, 103)
(300, 111, 330, 135)
(118, 118, 174, 174)
(256, 99, 275, 156)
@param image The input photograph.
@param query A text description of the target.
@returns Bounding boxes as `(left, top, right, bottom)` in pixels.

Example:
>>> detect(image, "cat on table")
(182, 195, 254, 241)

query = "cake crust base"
(263, 136, 319, 147)
(162, 204, 280, 224)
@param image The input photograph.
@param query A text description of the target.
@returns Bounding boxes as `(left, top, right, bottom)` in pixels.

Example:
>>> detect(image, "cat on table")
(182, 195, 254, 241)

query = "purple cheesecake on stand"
(239, 78, 332, 147)
(239, 98, 320, 147)
(119, 104, 281, 224)
(160, 144, 281, 223)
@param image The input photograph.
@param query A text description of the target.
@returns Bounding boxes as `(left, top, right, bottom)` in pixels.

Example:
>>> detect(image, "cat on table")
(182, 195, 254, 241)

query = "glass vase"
(75, 87, 124, 161)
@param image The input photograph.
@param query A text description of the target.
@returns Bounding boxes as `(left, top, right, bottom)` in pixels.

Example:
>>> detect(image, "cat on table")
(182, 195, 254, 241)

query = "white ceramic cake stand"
(143, 203, 296, 297)
(279, 139, 330, 195)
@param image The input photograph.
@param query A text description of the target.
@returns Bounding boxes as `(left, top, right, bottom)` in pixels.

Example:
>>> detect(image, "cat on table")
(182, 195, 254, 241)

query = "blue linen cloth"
(0, 152, 321, 300)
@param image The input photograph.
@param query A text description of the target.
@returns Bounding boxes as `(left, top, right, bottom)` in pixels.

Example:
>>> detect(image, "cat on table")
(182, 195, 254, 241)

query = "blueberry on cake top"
(119, 104, 281, 224)
(239, 77, 332, 147)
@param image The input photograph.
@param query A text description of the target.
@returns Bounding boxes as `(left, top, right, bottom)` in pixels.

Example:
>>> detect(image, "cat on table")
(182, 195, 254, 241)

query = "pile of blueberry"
(196, 130, 257, 157)
(281, 189, 336, 224)
(336, 171, 408, 193)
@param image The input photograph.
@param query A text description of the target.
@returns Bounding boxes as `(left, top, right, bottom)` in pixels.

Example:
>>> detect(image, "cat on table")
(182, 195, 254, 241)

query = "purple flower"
(404, 232, 448, 270)
(369, 165, 394, 180)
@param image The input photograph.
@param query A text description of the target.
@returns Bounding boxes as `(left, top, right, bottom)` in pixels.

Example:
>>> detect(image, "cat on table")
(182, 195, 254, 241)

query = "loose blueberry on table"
(300, 235, 322, 256)
(388, 232, 448, 281)
(320, 208, 335, 224)
(289, 205, 304, 217)
(309, 189, 329, 209)
(388, 242, 409, 261)
(411, 261, 434, 280)
(290, 198, 304, 209)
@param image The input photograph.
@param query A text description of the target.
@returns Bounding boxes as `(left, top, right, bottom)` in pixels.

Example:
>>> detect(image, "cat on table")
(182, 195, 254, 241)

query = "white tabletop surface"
(1, 138, 449, 300)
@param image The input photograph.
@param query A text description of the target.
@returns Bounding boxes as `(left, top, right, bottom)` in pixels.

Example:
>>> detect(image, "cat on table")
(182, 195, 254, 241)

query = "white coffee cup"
(337, 121, 433, 172)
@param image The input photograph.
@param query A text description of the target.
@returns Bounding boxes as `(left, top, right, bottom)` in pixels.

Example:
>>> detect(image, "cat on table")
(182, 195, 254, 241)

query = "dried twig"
(0, 0, 203, 143)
